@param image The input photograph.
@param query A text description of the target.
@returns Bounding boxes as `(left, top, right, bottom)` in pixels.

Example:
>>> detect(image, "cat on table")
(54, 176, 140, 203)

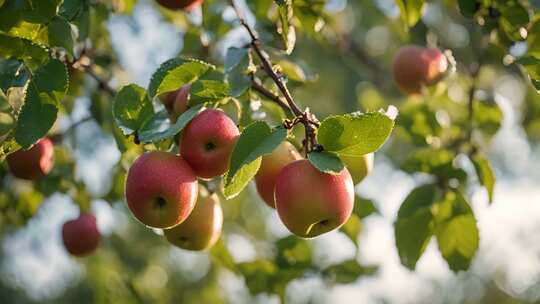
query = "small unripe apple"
(274, 159, 355, 238)
(164, 188, 223, 251)
(62, 213, 100, 257)
(7, 138, 54, 180)
(180, 109, 240, 179)
(125, 152, 198, 229)
(255, 141, 301, 208)
(155, 0, 203, 11)
(158, 84, 191, 123)
(393, 45, 448, 95)
(340, 153, 374, 184)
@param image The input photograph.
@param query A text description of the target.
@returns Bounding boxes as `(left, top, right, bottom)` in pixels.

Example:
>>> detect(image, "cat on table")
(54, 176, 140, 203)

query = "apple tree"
(0, 0, 540, 302)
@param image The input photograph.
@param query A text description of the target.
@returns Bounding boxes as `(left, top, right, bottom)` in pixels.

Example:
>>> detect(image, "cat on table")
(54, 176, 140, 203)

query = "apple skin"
(340, 153, 374, 184)
(392, 45, 448, 95)
(62, 213, 100, 257)
(155, 0, 203, 11)
(255, 141, 302, 208)
(158, 84, 191, 123)
(6, 138, 54, 180)
(180, 109, 240, 179)
(164, 189, 223, 251)
(274, 159, 355, 238)
(125, 152, 198, 229)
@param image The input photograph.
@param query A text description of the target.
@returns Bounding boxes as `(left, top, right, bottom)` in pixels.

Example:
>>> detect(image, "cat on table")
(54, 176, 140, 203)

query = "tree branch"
(229, 0, 320, 154)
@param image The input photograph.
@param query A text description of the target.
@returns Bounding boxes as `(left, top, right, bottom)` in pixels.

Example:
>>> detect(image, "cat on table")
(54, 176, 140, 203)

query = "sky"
(2, 1, 540, 303)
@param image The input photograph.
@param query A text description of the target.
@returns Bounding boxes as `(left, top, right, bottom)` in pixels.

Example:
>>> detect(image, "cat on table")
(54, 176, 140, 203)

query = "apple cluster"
(121, 85, 376, 249)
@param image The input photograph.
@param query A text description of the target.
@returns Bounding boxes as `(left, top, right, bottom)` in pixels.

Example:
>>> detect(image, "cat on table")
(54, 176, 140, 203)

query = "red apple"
(125, 152, 198, 229)
(274, 159, 355, 238)
(155, 0, 203, 11)
(62, 213, 100, 257)
(393, 45, 448, 95)
(255, 141, 301, 208)
(158, 84, 191, 123)
(180, 109, 240, 179)
(7, 138, 54, 180)
(164, 188, 223, 251)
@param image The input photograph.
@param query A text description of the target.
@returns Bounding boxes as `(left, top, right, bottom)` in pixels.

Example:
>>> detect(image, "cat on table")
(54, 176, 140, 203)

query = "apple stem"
(229, 0, 321, 156)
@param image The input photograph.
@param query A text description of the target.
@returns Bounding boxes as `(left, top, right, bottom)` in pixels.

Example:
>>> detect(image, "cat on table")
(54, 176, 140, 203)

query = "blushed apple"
(7, 138, 54, 180)
(62, 213, 100, 257)
(274, 159, 355, 238)
(340, 153, 374, 184)
(125, 151, 198, 229)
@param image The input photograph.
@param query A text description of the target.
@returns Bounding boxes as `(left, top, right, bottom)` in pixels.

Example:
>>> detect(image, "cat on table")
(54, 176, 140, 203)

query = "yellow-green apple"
(164, 188, 223, 251)
(125, 152, 198, 229)
(274, 159, 355, 238)
(7, 138, 54, 180)
(255, 141, 301, 208)
(62, 213, 100, 257)
(180, 109, 240, 179)
(158, 84, 191, 123)
(155, 0, 203, 11)
(393, 45, 448, 95)
(340, 153, 374, 184)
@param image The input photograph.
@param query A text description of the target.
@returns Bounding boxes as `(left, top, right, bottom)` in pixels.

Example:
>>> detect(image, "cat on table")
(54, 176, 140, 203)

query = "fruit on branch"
(393, 45, 448, 95)
(159, 84, 191, 123)
(255, 141, 302, 208)
(62, 213, 101, 257)
(155, 0, 203, 11)
(125, 152, 198, 229)
(180, 109, 240, 179)
(274, 159, 355, 238)
(340, 153, 374, 184)
(164, 187, 223, 251)
(6, 138, 54, 180)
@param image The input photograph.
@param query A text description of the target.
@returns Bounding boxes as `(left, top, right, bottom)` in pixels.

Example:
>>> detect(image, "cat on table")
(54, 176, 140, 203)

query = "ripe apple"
(340, 153, 374, 184)
(180, 109, 240, 179)
(164, 188, 223, 251)
(155, 0, 203, 11)
(255, 141, 301, 208)
(6, 138, 54, 180)
(393, 45, 448, 95)
(274, 159, 355, 238)
(158, 84, 191, 123)
(62, 213, 100, 257)
(125, 152, 198, 229)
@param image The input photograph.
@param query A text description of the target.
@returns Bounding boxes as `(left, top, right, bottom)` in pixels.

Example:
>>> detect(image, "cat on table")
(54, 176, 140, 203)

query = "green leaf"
(471, 153, 495, 204)
(0, 58, 29, 93)
(434, 190, 479, 272)
(395, 0, 425, 28)
(21, 0, 63, 24)
(15, 59, 68, 148)
(308, 151, 344, 174)
(395, 184, 438, 269)
(189, 80, 229, 104)
(238, 259, 277, 294)
(401, 148, 467, 181)
(210, 239, 239, 273)
(47, 16, 74, 55)
(317, 110, 396, 157)
(223, 158, 261, 199)
(276, 0, 296, 54)
(138, 104, 204, 143)
(224, 121, 287, 190)
(0, 34, 49, 70)
(353, 196, 380, 219)
(225, 47, 252, 97)
(322, 260, 378, 284)
(340, 214, 362, 246)
(113, 84, 154, 135)
(147, 57, 215, 98)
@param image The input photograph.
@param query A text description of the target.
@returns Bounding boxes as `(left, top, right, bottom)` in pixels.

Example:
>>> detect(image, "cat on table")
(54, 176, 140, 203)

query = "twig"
(229, 0, 320, 154)
(83, 65, 116, 97)
(251, 80, 290, 112)
(50, 116, 93, 143)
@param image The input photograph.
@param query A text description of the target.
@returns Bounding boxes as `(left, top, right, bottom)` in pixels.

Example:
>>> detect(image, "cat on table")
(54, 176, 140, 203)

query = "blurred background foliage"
(1, 0, 540, 303)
